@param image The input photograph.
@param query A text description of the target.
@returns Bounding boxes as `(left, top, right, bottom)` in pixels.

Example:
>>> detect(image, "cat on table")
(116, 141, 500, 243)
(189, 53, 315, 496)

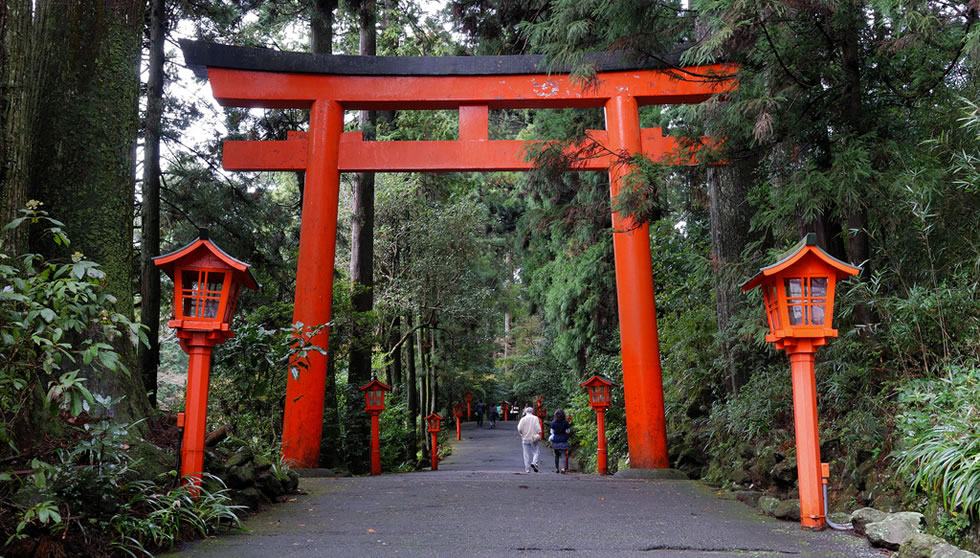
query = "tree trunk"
(839, 0, 872, 325)
(429, 328, 437, 414)
(139, 0, 166, 408)
(405, 313, 418, 463)
(346, 0, 377, 473)
(310, 0, 337, 53)
(389, 315, 402, 387)
(708, 146, 759, 393)
(503, 252, 512, 361)
(310, 0, 345, 471)
(0, 0, 53, 253)
(319, 338, 344, 469)
(26, 0, 148, 421)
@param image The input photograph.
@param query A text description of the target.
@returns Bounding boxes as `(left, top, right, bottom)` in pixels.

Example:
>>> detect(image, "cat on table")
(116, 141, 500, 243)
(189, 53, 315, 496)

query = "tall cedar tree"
(2, 0, 150, 421)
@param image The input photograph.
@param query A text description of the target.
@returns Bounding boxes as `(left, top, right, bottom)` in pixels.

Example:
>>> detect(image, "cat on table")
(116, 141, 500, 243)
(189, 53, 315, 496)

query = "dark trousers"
(554, 449, 568, 471)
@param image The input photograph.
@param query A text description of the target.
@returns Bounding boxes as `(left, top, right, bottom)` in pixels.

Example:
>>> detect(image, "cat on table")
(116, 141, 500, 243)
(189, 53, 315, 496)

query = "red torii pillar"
(181, 40, 734, 470)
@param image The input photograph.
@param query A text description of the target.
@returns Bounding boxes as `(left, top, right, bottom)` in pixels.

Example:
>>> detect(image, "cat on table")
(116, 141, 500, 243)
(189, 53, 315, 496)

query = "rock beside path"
(866, 511, 924, 550)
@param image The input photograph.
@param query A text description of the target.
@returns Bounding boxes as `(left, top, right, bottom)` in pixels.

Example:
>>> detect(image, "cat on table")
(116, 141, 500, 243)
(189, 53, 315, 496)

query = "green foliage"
(0, 204, 145, 453)
(379, 393, 415, 471)
(108, 476, 242, 556)
(2, 397, 239, 555)
(894, 366, 980, 519)
(209, 303, 328, 447)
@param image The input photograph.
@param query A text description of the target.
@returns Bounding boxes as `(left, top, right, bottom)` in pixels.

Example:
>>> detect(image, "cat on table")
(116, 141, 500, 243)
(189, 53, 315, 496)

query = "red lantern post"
(154, 231, 258, 494)
(464, 391, 474, 421)
(502, 401, 510, 422)
(581, 375, 615, 475)
(359, 378, 393, 476)
(425, 413, 443, 471)
(742, 234, 860, 530)
(534, 402, 548, 440)
(452, 402, 465, 440)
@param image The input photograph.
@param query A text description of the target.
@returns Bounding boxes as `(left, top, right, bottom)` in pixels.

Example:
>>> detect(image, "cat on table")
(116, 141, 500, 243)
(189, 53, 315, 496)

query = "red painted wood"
(206, 65, 735, 110)
(281, 99, 344, 468)
(198, 59, 734, 471)
(222, 128, 705, 173)
(789, 343, 826, 530)
(459, 104, 489, 141)
(605, 95, 670, 469)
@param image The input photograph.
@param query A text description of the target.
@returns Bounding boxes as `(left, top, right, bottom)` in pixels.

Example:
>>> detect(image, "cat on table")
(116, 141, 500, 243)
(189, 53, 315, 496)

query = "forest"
(1, 0, 978, 556)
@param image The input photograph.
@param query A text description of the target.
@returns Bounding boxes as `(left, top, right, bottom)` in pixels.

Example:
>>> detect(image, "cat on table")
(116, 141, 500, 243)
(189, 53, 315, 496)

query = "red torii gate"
(181, 41, 734, 470)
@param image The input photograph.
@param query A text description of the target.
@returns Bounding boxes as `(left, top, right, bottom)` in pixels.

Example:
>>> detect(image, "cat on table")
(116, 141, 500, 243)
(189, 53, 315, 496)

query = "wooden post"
(282, 99, 344, 468)
(605, 94, 669, 469)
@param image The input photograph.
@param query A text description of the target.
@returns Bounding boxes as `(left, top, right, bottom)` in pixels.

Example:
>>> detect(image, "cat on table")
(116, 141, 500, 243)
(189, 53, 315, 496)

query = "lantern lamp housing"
(154, 231, 259, 334)
(741, 234, 860, 347)
(463, 391, 474, 403)
(359, 378, 392, 412)
(580, 375, 616, 409)
(452, 402, 466, 418)
(425, 413, 443, 433)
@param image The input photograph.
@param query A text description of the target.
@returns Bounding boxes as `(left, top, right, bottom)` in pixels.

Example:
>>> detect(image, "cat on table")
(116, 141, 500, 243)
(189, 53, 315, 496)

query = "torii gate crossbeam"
(181, 40, 735, 470)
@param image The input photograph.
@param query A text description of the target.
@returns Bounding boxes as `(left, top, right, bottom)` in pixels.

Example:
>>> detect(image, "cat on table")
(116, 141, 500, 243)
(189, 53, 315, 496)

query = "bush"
(0, 202, 145, 454)
(894, 365, 980, 519)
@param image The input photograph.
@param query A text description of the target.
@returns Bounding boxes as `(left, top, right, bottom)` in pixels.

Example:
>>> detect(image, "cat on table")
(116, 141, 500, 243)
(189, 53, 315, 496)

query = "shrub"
(894, 365, 980, 519)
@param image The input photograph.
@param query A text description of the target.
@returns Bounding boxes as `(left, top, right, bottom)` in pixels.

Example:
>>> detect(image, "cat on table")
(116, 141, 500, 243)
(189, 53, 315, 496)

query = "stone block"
(759, 495, 781, 516)
(852, 507, 889, 536)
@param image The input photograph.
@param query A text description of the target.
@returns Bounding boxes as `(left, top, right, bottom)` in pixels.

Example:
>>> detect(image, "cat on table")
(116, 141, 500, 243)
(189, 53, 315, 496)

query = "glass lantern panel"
(809, 277, 828, 326)
(784, 276, 830, 326)
(785, 278, 804, 326)
(181, 269, 224, 320)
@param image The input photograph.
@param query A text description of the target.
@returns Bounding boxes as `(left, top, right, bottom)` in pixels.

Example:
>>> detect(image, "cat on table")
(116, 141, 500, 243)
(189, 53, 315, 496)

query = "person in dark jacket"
(550, 408, 571, 473)
(475, 401, 485, 427)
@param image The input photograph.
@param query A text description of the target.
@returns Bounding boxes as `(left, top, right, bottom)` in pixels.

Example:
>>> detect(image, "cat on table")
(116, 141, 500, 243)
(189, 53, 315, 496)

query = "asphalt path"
(165, 419, 885, 558)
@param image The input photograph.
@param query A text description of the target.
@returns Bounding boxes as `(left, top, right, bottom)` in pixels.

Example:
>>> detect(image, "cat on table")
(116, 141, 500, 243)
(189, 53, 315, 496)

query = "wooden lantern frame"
(742, 234, 861, 530)
(742, 233, 861, 349)
(360, 378, 392, 413)
(153, 231, 258, 494)
(581, 375, 616, 409)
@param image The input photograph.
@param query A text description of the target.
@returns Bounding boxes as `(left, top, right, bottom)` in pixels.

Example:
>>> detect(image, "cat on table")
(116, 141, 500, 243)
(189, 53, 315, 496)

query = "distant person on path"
(475, 401, 485, 427)
(550, 408, 571, 473)
(517, 407, 541, 473)
(489, 404, 498, 428)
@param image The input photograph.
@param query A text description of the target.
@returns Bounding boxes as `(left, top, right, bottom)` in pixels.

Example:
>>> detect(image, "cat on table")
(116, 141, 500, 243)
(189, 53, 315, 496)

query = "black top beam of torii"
(179, 39, 689, 78)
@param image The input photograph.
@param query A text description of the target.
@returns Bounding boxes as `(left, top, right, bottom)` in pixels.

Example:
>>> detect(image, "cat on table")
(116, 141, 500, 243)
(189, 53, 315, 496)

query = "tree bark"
(0, 1, 52, 253)
(26, 0, 149, 421)
(708, 146, 759, 393)
(346, 0, 378, 473)
(319, 337, 344, 469)
(389, 315, 402, 387)
(839, 0, 872, 325)
(310, 0, 337, 53)
(139, 0, 166, 408)
(405, 313, 418, 462)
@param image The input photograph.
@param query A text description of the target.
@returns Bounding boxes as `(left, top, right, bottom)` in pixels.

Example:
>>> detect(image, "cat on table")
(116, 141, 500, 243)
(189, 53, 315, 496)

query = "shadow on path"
(164, 421, 884, 558)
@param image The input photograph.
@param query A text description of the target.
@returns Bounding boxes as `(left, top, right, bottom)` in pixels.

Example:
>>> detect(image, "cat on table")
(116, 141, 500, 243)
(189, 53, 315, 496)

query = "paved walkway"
(165, 420, 884, 557)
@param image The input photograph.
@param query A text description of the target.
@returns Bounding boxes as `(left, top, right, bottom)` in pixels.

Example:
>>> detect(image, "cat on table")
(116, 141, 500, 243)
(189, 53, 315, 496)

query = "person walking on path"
(550, 408, 572, 473)
(489, 404, 498, 428)
(475, 401, 485, 427)
(517, 407, 541, 473)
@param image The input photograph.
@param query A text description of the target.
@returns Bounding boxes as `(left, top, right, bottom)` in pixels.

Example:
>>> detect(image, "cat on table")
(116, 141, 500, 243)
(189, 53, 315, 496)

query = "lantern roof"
(424, 412, 442, 422)
(154, 230, 260, 291)
(580, 375, 617, 389)
(741, 233, 860, 292)
(359, 378, 392, 393)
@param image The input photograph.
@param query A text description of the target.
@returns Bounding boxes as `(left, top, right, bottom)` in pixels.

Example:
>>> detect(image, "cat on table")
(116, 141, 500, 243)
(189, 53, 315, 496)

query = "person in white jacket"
(517, 407, 541, 473)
